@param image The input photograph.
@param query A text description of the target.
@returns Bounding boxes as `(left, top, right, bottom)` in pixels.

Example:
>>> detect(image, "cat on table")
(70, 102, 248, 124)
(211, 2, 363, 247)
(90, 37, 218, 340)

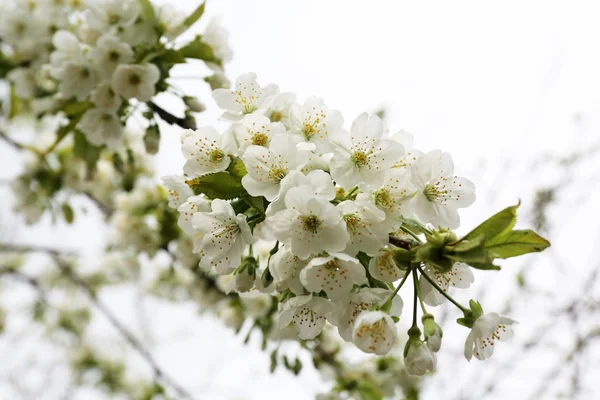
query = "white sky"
(2, 0, 600, 399)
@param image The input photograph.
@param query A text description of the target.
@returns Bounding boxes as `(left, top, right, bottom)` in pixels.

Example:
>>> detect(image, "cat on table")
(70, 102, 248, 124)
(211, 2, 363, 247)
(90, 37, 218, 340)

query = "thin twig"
(148, 102, 196, 130)
(388, 236, 412, 250)
(0, 131, 40, 154)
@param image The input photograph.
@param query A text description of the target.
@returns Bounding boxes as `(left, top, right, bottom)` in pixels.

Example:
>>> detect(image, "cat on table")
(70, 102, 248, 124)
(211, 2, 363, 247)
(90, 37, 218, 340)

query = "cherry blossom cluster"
(164, 73, 550, 375)
(1, 0, 230, 150)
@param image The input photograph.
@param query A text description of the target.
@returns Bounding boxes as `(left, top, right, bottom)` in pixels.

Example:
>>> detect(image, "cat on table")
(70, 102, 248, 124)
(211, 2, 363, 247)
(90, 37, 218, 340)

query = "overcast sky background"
(1, 0, 600, 399)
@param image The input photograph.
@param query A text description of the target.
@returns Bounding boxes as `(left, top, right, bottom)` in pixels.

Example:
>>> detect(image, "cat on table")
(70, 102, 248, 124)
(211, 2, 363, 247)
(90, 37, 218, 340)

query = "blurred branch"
(0, 131, 40, 154)
(148, 102, 196, 130)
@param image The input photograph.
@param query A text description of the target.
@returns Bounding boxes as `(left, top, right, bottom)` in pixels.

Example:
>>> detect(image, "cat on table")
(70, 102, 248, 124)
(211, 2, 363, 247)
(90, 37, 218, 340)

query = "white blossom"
(84, 0, 140, 32)
(464, 313, 517, 361)
(277, 295, 334, 340)
(330, 113, 402, 190)
(111, 63, 160, 101)
(212, 73, 279, 121)
(289, 96, 343, 154)
(390, 130, 423, 168)
(299, 254, 367, 301)
(352, 311, 397, 355)
(78, 109, 122, 149)
(408, 150, 476, 229)
(271, 187, 349, 259)
(234, 114, 286, 155)
(404, 340, 436, 376)
(176, 194, 211, 238)
(161, 175, 194, 209)
(56, 61, 98, 100)
(419, 262, 474, 307)
(203, 18, 233, 65)
(269, 245, 308, 295)
(266, 92, 297, 129)
(337, 199, 388, 256)
(91, 81, 121, 112)
(368, 248, 407, 283)
(88, 34, 134, 78)
(181, 126, 236, 177)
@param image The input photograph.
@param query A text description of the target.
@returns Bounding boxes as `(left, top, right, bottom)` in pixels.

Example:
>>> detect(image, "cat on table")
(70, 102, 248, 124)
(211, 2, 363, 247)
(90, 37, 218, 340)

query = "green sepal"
(185, 172, 246, 200)
(390, 247, 413, 269)
(485, 229, 551, 258)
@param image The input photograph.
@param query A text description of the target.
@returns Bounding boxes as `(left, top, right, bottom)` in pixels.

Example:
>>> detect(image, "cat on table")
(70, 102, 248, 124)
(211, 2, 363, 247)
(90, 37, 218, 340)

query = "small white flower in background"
(464, 313, 517, 361)
(266, 92, 297, 129)
(78, 109, 122, 149)
(216, 270, 255, 294)
(390, 130, 423, 168)
(241, 134, 307, 201)
(271, 187, 349, 259)
(404, 339, 436, 376)
(239, 291, 273, 318)
(329, 287, 401, 342)
(218, 302, 245, 331)
(161, 175, 194, 209)
(181, 126, 236, 177)
(265, 169, 336, 217)
(192, 199, 255, 274)
(337, 199, 388, 256)
(408, 150, 476, 229)
(155, 4, 186, 40)
(330, 112, 403, 190)
(299, 253, 366, 301)
(49, 30, 83, 76)
(88, 34, 134, 78)
(277, 294, 334, 340)
(269, 245, 308, 295)
(91, 81, 121, 112)
(212, 72, 279, 121)
(289, 96, 343, 154)
(176, 194, 210, 237)
(358, 168, 413, 230)
(352, 310, 398, 355)
(84, 0, 140, 32)
(419, 262, 474, 306)
(234, 114, 286, 155)
(7, 68, 36, 99)
(111, 63, 160, 101)
(56, 61, 98, 100)
(368, 248, 407, 283)
(203, 18, 233, 65)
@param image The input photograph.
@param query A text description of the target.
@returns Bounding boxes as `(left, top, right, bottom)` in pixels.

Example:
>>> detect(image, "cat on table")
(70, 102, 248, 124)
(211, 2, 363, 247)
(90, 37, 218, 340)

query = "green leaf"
(242, 195, 266, 213)
(62, 100, 93, 117)
(485, 229, 551, 258)
(180, 37, 221, 65)
(137, 0, 157, 26)
(227, 156, 248, 179)
(186, 172, 246, 199)
(8, 84, 21, 119)
(461, 203, 519, 243)
(182, 1, 206, 30)
(448, 234, 485, 253)
(157, 49, 186, 64)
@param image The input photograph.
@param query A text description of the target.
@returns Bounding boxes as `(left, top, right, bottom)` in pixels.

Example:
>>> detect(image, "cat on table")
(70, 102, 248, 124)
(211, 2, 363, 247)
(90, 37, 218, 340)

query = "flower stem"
(388, 236, 413, 250)
(414, 270, 427, 314)
(399, 225, 422, 243)
(411, 268, 419, 328)
(391, 268, 411, 299)
(417, 265, 469, 313)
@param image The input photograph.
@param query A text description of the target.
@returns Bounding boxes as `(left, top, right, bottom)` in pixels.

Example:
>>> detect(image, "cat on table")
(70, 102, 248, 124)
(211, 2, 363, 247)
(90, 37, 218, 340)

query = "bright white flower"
(216, 270, 255, 294)
(181, 126, 236, 177)
(289, 96, 343, 154)
(271, 188, 349, 259)
(155, 4, 186, 40)
(269, 245, 308, 295)
(329, 287, 401, 341)
(91, 81, 121, 112)
(408, 150, 476, 229)
(56, 61, 97, 100)
(111, 63, 160, 101)
(330, 113, 402, 190)
(265, 169, 335, 217)
(177, 194, 210, 237)
(390, 130, 423, 168)
(241, 135, 307, 201)
(337, 199, 388, 256)
(358, 168, 413, 230)
(212, 73, 279, 121)
(84, 0, 139, 32)
(404, 340, 436, 376)
(78, 109, 122, 149)
(277, 294, 334, 340)
(352, 311, 397, 355)
(234, 114, 286, 155)
(464, 313, 517, 361)
(299, 254, 367, 301)
(266, 92, 297, 129)
(49, 30, 83, 76)
(239, 291, 273, 318)
(420, 262, 474, 307)
(192, 199, 255, 274)
(203, 18, 233, 65)
(161, 175, 194, 209)
(368, 248, 407, 283)
(88, 34, 134, 78)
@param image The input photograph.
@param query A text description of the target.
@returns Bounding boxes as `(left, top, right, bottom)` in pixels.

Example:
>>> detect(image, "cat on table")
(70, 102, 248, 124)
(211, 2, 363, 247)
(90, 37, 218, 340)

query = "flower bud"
(422, 314, 443, 352)
(404, 337, 436, 376)
(183, 96, 206, 113)
(143, 125, 160, 155)
(352, 311, 397, 356)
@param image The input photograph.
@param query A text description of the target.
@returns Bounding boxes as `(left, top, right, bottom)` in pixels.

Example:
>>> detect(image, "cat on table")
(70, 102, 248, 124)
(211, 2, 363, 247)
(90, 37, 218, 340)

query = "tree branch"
(0, 131, 40, 154)
(148, 102, 196, 130)
(388, 236, 413, 250)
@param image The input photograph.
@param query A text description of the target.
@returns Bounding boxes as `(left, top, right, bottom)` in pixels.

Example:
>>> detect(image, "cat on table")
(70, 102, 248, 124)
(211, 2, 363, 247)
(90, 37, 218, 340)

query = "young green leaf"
(227, 156, 248, 179)
(185, 172, 246, 199)
(180, 37, 221, 65)
(182, 1, 206, 30)
(461, 203, 519, 242)
(485, 229, 551, 258)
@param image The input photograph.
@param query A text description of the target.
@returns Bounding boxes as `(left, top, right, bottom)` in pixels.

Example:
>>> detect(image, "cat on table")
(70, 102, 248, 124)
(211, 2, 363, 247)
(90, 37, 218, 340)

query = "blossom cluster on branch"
(164, 73, 551, 374)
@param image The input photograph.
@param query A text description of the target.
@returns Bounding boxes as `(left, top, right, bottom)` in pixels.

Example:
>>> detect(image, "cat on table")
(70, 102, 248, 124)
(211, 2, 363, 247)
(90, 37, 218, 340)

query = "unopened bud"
(143, 125, 160, 155)
(183, 96, 205, 113)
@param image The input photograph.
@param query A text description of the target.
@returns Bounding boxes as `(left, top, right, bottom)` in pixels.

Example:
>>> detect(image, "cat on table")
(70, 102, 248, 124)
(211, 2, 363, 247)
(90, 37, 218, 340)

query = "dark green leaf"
(182, 2, 206, 30)
(158, 49, 186, 64)
(485, 229, 551, 258)
(242, 195, 266, 213)
(461, 203, 519, 243)
(186, 172, 246, 199)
